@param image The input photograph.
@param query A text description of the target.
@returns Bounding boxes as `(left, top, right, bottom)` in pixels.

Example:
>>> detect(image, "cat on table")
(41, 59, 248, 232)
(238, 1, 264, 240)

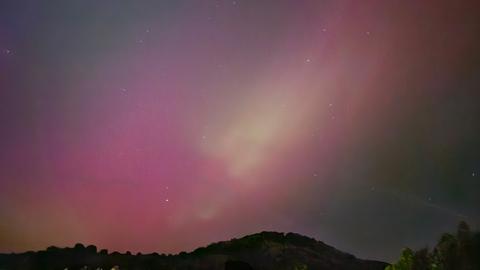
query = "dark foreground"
(0, 231, 387, 270)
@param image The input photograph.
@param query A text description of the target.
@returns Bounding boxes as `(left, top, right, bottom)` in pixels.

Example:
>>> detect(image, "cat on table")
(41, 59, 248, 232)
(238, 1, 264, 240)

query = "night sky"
(0, 0, 479, 262)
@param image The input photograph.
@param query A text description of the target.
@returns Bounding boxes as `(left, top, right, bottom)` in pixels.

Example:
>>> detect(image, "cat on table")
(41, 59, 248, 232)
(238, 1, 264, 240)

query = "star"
(165, 199, 169, 202)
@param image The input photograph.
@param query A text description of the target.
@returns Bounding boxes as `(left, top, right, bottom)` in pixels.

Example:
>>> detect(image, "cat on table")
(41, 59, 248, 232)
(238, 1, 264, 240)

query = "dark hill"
(0, 231, 387, 270)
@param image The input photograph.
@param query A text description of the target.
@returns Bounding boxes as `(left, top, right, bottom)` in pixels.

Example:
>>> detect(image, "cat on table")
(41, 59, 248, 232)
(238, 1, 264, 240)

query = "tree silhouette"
(388, 222, 479, 270)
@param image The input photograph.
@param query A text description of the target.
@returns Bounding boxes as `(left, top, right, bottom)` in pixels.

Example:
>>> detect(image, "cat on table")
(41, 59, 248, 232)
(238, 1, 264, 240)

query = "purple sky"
(0, 0, 479, 261)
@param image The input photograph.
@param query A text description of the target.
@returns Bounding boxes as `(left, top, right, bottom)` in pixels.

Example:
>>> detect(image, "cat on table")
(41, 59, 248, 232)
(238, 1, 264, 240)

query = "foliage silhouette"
(387, 222, 479, 270)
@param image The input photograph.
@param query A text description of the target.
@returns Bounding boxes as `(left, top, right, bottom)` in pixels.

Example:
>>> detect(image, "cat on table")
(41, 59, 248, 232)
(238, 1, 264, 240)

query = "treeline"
(387, 221, 480, 270)
(0, 244, 174, 270)
(0, 231, 388, 270)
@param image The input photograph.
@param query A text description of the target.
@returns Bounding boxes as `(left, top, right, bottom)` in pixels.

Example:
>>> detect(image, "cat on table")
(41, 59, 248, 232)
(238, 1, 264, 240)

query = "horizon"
(0, 231, 330, 256)
(0, 224, 476, 261)
(1, 0, 479, 263)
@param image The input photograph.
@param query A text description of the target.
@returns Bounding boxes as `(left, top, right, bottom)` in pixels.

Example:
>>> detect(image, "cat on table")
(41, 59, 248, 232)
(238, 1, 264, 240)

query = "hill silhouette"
(0, 231, 387, 270)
